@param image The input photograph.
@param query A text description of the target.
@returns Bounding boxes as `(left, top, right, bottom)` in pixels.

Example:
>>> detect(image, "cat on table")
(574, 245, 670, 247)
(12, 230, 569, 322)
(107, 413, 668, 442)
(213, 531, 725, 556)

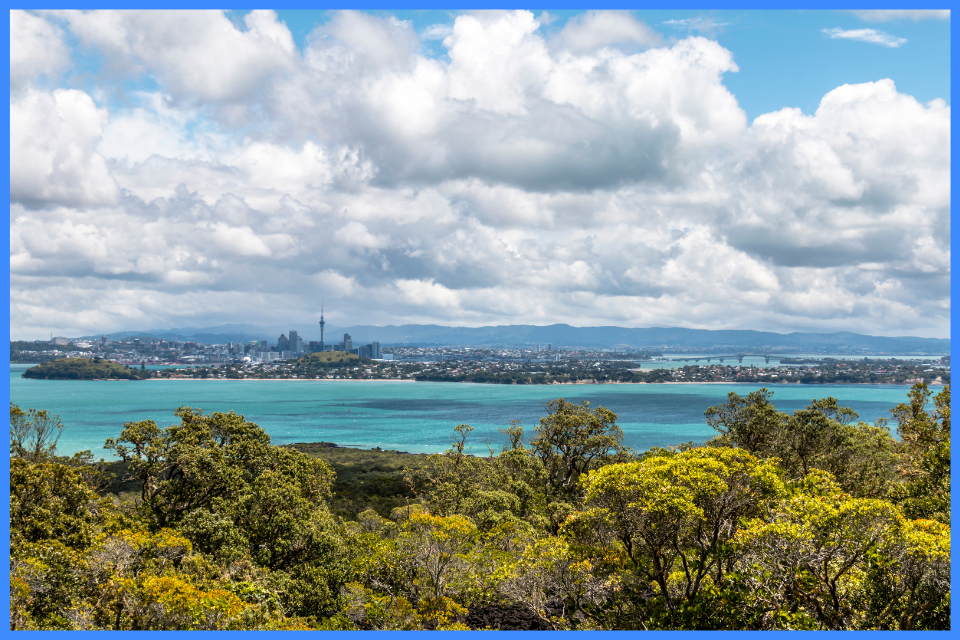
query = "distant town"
(10, 332, 950, 386)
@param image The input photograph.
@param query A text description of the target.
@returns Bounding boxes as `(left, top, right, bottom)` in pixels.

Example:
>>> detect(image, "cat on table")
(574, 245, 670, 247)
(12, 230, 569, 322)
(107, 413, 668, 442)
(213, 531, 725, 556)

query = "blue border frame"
(2, 2, 955, 635)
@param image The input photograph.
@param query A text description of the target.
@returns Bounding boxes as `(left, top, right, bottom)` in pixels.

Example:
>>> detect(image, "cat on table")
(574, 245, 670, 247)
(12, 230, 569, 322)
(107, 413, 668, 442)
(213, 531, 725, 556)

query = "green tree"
(734, 475, 905, 630)
(569, 447, 785, 629)
(10, 403, 64, 461)
(104, 407, 350, 619)
(10, 457, 113, 551)
(859, 518, 951, 630)
(530, 399, 630, 505)
(704, 388, 783, 454)
(705, 391, 898, 499)
(889, 384, 950, 523)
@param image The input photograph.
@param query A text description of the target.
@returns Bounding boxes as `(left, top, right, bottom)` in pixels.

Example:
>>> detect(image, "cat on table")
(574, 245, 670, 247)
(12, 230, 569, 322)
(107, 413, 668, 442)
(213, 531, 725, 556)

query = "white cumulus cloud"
(6, 10, 951, 340)
(10, 10, 69, 90)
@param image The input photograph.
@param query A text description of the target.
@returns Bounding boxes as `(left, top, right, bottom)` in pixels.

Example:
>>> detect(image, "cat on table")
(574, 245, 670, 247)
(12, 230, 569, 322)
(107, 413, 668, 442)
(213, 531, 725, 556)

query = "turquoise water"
(10, 364, 915, 460)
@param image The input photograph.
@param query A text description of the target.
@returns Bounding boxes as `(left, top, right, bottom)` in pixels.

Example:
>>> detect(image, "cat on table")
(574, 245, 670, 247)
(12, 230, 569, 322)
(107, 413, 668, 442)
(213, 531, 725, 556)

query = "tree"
(733, 475, 905, 630)
(105, 408, 286, 528)
(11, 403, 64, 461)
(104, 407, 350, 620)
(859, 518, 951, 630)
(705, 392, 898, 499)
(530, 399, 630, 504)
(889, 384, 950, 523)
(704, 388, 784, 454)
(10, 457, 113, 551)
(569, 447, 785, 629)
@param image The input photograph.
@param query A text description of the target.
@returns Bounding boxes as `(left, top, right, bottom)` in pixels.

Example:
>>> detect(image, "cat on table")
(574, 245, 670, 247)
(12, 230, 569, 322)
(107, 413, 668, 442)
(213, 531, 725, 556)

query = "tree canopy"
(9, 383, 950, 629)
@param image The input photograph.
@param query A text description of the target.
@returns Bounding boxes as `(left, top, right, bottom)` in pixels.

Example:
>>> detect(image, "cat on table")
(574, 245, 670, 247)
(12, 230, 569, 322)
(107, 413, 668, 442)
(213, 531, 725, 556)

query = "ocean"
(10, 364, 917, 459)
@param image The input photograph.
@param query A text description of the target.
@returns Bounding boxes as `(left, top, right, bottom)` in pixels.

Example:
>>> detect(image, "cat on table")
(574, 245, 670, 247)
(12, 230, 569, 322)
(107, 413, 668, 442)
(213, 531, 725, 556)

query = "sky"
(8, 9, 952, 340)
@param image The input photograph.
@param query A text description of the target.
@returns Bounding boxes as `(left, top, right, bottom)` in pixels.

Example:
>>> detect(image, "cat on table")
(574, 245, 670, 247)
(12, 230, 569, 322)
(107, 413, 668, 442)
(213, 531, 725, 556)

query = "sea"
(10, 364, 920, 460)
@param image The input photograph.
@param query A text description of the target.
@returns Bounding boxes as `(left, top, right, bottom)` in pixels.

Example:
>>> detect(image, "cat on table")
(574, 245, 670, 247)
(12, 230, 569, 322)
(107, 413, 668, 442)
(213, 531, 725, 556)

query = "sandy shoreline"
(152, 377, 417, 382)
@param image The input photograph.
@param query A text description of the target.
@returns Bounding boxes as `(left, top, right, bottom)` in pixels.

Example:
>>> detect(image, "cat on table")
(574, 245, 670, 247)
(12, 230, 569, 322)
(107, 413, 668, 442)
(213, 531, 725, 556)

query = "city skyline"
(9, 10, 951, 340)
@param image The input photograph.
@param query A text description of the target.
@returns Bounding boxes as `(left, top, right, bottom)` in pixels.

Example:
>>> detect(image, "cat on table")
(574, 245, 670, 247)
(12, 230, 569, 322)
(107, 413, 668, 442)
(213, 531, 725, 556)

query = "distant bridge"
(670, 353, 784, 364)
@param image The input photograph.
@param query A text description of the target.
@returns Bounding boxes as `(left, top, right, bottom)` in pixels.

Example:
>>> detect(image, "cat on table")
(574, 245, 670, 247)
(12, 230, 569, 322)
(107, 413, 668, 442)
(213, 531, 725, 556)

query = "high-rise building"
(277, 333, 289, 352)
(289, 330, 300, 354)
(371, 341, 381, 359)
(319, 302, 326, 351)
(343, 333, 352, 351)
(548, 343, 552, 352)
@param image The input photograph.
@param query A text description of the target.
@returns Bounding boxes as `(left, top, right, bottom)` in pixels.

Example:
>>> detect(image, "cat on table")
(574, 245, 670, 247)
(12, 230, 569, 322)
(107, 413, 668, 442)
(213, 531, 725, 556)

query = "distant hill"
(81, 324, 268, 344)
(330, 324, 949, 354)
(75, 323, 949, 354)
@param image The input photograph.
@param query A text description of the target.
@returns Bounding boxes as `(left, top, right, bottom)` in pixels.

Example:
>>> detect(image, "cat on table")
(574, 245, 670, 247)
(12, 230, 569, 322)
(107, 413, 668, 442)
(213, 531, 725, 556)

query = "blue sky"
(8, 9, 952, 339)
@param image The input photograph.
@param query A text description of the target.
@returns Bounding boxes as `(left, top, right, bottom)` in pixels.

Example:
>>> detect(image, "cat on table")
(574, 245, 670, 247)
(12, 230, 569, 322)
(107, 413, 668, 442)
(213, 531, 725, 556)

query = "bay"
(10, 364, 915, 459)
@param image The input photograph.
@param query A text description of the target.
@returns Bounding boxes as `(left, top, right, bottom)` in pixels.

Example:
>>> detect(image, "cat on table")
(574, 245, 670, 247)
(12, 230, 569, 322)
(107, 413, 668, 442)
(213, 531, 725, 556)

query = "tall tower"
(319, 302, 325, 351)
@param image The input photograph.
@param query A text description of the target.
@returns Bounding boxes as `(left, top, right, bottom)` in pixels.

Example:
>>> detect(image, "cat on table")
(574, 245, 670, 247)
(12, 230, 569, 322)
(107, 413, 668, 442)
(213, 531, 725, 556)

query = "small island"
(22, 357, 152, 380)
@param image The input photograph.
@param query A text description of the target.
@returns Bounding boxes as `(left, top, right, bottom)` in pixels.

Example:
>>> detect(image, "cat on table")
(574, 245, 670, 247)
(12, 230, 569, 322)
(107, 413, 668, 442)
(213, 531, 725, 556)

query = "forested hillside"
(9, 385, 950, 630)
(22, 357, 152, 380)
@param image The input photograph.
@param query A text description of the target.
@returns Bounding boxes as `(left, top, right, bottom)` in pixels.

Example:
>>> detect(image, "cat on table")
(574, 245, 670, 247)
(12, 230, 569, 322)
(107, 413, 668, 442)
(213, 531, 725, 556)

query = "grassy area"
(296, 351, 361, 365)
(286, 443, 426, 519)
(99, 442, 427, 521)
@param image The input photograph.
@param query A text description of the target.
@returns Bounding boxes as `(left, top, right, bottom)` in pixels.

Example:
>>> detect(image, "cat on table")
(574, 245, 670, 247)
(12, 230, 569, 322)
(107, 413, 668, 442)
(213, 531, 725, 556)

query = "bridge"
(670, 353, 782, 364)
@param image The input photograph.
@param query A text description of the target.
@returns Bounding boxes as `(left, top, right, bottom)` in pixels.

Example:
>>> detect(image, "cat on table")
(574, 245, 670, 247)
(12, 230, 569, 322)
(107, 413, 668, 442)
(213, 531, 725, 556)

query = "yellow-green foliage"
(9, 385, 951, 630)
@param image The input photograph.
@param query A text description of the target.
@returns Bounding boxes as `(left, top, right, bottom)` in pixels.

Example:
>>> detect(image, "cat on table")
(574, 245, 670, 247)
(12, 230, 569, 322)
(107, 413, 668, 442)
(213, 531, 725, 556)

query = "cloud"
(821, 27, 907, 48)
(53, 9, 297, 104)
(420, 23, 452, 41)
(287, 11, 743, 191)
(849, 10, 949, 22)
(10, 88, 119, 207)
(10, 10, 70, 90)
(661, 17, 730, 34)
(550, 10, 663, 53)
(7, 10, 951, 340)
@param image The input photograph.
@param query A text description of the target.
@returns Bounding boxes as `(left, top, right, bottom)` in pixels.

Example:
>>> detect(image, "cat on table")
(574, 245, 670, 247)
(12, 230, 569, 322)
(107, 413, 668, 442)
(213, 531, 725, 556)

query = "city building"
(319, 303, 326, 351)
(277, 333, 289, 352)
(343, 333, 352, 351)
(288, 330, 303, 354)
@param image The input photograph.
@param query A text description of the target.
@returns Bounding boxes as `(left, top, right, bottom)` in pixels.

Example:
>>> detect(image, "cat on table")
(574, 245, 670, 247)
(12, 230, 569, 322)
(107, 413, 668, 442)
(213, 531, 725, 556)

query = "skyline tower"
(319, 302, 325, 351)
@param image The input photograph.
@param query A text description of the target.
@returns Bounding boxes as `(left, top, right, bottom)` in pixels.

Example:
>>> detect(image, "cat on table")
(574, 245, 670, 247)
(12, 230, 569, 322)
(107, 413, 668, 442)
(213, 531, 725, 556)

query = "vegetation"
(22, 357, 152, 380)
(9, 384, 950, 629)
(150, 356, 949, 385)
(10, 340, 68, 364)
(297, 352, 361, 365)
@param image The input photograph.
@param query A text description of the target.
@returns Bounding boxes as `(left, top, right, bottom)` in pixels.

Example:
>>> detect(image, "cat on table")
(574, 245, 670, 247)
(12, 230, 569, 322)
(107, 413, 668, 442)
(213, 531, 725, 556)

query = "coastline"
(142, 378, 936, 386)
